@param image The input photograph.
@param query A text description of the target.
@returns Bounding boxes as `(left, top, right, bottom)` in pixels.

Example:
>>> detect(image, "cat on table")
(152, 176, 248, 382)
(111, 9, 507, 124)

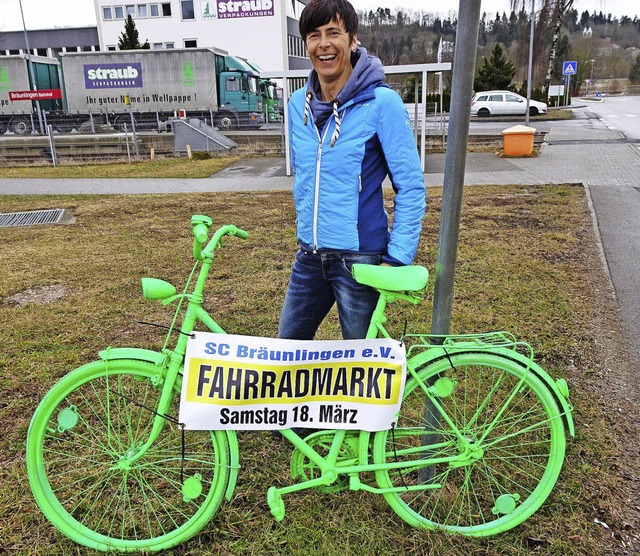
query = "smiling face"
(305, 16, 357, 101)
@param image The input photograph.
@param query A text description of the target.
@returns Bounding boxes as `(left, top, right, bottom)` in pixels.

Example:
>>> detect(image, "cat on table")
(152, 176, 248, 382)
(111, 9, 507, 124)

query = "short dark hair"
(299, 0, 358, 43)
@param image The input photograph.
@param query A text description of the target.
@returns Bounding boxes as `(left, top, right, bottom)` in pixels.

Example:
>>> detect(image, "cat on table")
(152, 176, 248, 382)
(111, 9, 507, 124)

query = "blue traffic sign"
(563, 61, 577, 75)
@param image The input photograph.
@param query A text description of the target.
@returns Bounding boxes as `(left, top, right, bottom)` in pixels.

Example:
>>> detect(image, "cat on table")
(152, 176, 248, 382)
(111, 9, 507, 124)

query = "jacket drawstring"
(303, 91, 342, 147)
(303, 91, 312, 126)
(329, 101, 341, 147)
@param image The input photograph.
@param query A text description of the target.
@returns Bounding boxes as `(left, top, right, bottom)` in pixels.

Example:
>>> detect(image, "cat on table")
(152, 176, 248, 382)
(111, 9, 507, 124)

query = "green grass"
(0, 153, 244, 178)
(0, 185, 623, 555)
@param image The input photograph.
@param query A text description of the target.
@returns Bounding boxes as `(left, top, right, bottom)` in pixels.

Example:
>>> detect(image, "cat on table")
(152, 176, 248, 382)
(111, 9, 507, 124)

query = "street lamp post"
(525, 0, 535, 126)
(18, 0, 45, 135)
(588, 59, 595, 96)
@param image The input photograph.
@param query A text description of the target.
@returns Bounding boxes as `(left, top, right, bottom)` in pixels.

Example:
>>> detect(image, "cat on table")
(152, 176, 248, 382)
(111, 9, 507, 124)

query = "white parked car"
(471, 90, 548, 117)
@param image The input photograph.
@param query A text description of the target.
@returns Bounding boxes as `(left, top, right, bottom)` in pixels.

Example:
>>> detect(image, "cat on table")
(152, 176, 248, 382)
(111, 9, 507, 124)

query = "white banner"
(179, 333, 407, 431)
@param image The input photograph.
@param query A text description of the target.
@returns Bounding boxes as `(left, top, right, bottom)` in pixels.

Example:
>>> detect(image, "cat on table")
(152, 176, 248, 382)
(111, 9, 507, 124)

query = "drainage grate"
(0, 208, 65, 228)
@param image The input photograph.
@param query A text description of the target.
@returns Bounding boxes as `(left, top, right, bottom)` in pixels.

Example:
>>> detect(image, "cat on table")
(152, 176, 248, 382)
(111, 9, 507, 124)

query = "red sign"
(8, 89, 63, 101)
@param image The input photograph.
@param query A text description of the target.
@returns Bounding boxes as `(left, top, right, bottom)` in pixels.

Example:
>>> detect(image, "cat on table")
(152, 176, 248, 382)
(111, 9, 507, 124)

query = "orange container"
(501, 124, 535, 156)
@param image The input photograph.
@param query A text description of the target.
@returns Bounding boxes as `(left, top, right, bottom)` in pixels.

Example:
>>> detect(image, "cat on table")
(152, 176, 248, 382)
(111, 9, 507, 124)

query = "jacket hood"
(305, 47, 385, 130)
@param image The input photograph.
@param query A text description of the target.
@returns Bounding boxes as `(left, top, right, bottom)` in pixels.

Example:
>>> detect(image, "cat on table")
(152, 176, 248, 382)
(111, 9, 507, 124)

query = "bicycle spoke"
(374, 352, 566, 535)
(28, 361, 230, 551)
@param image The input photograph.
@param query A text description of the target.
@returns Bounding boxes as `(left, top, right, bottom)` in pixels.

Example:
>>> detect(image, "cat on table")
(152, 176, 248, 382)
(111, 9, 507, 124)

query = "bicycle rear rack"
(403, 331, 534, 361)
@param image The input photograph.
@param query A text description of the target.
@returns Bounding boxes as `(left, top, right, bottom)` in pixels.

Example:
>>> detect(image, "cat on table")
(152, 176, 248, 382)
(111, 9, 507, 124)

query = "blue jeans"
(278, 250, 381, 340)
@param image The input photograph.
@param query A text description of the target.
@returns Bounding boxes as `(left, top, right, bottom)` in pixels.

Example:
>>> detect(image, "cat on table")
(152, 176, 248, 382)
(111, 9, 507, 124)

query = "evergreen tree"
(118, 15, 150, 50)
(474, 43, 516, 91)
(630, 54, 640, 84)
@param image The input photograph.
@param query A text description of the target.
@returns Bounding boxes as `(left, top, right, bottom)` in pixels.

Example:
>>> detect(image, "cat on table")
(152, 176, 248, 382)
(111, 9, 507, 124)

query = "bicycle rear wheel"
(27, 359, 231, 552)
(373, 351, 566, 536)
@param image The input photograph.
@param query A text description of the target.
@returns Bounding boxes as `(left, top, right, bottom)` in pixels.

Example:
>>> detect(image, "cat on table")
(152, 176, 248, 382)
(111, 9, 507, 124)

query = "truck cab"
(261, 80, 283, 123)
(240, 57, 283, 124)
(215, 55, 263, 130)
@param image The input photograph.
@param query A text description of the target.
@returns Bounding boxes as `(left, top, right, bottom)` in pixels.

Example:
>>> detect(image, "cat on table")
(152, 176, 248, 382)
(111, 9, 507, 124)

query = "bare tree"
(543, 1, 575, 95)
(511, 0, 575, 95)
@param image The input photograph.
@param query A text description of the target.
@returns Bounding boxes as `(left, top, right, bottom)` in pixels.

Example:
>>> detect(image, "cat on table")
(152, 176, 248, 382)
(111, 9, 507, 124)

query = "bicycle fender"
(493, 347, 574, 437)
(98, 347, 166, 365)
(224, 431, 240, 501)
(409, 348, 575, 437)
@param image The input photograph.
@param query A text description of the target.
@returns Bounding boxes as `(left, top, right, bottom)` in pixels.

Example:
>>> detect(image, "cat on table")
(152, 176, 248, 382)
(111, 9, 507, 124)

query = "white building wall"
(94, 0, 307, 72)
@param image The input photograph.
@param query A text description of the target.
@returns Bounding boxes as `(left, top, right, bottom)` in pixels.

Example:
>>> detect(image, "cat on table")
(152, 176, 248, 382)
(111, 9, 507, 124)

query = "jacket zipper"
(312, 121, 332, 252)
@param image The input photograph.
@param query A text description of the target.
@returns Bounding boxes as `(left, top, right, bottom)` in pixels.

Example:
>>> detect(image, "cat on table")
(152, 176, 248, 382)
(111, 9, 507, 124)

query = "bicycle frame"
(28, 216, 576, 550)
(106, 217, 574, 499)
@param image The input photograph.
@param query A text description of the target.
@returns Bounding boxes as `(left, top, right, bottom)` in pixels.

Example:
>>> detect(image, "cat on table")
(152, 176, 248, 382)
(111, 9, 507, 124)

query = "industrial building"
(0, 0, 311, 74)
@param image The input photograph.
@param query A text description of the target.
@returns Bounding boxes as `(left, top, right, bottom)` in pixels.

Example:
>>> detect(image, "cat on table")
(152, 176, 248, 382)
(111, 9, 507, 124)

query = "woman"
(278, 0, 426, 341)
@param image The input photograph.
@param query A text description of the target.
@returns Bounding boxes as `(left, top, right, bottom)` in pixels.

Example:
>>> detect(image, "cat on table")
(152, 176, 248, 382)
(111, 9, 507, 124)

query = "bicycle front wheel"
(373, 351, 566, 536)
(27, 359, 232, 552)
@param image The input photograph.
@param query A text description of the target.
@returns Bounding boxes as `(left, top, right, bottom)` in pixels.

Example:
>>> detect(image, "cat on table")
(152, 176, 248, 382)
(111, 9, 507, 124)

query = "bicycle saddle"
(351, 264, 428, 292)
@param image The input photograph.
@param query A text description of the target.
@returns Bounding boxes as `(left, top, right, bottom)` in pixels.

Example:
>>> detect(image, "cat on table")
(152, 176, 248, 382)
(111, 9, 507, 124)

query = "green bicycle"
(26, 215, 574, 552)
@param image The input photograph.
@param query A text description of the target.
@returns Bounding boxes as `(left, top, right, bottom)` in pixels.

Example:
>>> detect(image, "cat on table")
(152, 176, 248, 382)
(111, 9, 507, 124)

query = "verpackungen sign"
(179, 333, 406, 431)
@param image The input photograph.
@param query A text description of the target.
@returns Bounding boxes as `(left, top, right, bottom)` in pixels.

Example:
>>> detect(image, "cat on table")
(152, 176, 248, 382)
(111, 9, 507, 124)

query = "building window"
(287, 0, 306, 19)
(181, 0, 195, 19)
(184, 39, 197, 48)
(107, 45, 117, 51)
(137, 4, 148, 17)
(153, 42, 163, 49)
(126, 5, 135, 17)
(288, 35, 306, 58)
(114, 6, 125, 19)
(148, 3, 171, 16)
(9, 49, 20, 55)
(102, 6, 113, 20)
(165, 42, 175, 48)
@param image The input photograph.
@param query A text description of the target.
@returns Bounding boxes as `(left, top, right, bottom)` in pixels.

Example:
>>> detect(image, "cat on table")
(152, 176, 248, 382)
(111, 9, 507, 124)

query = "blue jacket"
(288, 50, 426, 265)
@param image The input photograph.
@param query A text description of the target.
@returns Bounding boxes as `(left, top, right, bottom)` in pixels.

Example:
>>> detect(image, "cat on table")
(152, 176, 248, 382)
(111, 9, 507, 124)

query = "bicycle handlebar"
(191, 215, 248, 261)
(193, 223, 209, 245)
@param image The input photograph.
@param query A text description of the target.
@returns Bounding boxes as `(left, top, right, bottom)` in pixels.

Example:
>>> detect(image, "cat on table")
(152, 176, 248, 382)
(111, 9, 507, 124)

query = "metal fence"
(0, 101, 446, 166)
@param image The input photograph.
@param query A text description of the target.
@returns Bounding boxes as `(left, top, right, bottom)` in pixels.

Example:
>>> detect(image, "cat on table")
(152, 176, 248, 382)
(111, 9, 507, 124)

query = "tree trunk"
(511, 0, 574, 96)
(543, 0, 574, 97)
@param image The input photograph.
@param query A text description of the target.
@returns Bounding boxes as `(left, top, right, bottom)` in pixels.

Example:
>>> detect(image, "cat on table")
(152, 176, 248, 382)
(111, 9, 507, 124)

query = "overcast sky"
(349, 0, 639, 18)
(0, 0, 637, 32)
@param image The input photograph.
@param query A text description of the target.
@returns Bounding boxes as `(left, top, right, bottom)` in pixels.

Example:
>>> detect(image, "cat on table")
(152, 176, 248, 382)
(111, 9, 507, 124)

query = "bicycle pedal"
(266, 486, 285, 521)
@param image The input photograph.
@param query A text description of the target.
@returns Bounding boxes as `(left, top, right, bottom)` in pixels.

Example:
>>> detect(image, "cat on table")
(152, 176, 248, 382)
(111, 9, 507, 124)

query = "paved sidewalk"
(2, 128, 638, 193)
(423, 128, 639, 187)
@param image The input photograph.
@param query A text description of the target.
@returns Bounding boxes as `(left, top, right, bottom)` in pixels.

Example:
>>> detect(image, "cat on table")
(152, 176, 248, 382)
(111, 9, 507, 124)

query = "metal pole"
(430, 0, 482, 337)
(47, 124, 58, 166)
(413, 74, 419, 143)
(129, 103, 139, 159)
(420, 70, 427, 172)
(123, 123, 131, 163)
(18, 0, 45, 135)
(438, 72, 445, 145)
(525, 0, 535, 127)
(283, 77, 292, 176)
